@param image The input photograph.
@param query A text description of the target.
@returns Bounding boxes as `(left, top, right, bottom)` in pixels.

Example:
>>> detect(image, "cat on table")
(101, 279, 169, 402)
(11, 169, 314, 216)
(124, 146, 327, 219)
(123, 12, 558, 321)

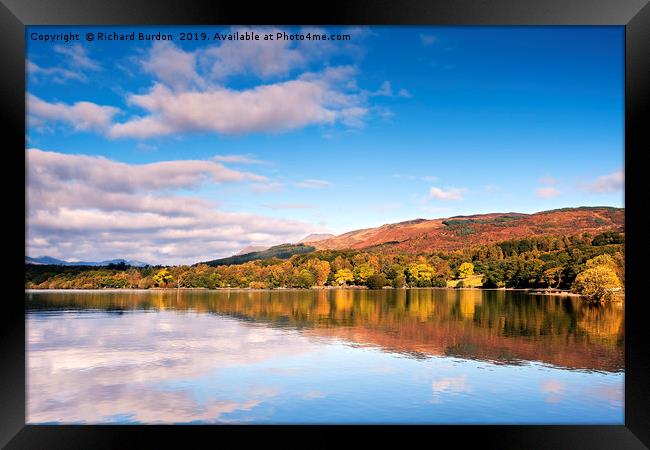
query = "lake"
(26, 288, 624, 424)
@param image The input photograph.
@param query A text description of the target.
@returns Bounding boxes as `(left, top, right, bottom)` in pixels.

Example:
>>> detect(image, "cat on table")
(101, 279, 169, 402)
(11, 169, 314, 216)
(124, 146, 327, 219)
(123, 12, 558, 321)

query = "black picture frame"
(2, 0, 648, 448)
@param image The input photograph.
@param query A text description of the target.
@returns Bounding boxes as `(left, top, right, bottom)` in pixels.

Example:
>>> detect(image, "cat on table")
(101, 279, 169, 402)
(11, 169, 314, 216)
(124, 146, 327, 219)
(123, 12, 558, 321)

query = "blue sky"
(26, 26, 624, 264)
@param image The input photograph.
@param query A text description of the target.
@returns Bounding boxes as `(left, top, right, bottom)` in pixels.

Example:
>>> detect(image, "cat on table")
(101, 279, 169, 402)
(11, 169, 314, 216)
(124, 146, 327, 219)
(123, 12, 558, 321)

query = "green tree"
(541, 266, 563, 288)
(296, 269, 315, 288)
(392, 274, 406, 288)
(366, 273, 389, 289)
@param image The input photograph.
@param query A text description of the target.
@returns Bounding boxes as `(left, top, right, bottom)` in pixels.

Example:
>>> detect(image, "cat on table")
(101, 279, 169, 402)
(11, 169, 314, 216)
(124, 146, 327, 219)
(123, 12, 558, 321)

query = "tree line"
(25, 231, 624, 301)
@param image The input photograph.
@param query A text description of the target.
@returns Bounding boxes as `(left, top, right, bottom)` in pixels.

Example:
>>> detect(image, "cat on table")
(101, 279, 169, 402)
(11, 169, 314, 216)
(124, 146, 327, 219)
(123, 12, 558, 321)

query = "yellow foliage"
(572, 266, 622, 302)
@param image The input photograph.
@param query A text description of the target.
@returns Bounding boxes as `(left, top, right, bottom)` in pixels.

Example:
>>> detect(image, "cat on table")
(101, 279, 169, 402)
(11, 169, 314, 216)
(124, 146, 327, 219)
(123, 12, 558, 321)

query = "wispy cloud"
(27, 94, 120, 133)
(584, 169, 624, 193)
(429, 186, 466, 201)
(295, 179, 330, 189)
(392, 174, 439, 182)
(27, 60, 86, 84)
(28, 44, 101, 84)
(251, 182, 284, 193)
(53, 44, 102, 71)
(213, 154, 268, 165)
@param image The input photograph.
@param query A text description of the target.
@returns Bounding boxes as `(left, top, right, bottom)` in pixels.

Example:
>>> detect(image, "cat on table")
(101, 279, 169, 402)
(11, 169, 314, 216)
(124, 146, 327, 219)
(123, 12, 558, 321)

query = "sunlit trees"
(572, 254, 623, 302)
(306, 259, 331, 286)
(153, 269, 173, 287)
(25, 230, 625, 297)
(354, 263, 375, 285)
(296, 269, 315, 288)
(572, 266, 622, 302)
(458, 262, 474, 278)
(407, 263, 435, 287)
(334, 268, 354, 286)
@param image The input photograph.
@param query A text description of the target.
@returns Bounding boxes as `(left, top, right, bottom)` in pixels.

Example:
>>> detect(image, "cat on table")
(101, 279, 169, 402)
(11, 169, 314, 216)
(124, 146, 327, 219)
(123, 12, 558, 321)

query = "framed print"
(2, 0, 649, 448)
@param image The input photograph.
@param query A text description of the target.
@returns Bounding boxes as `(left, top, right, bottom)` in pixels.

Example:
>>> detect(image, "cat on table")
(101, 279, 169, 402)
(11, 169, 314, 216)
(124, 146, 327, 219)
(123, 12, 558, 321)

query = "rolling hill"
(202, 243, 316, 266)
(309, 206, 624, 253)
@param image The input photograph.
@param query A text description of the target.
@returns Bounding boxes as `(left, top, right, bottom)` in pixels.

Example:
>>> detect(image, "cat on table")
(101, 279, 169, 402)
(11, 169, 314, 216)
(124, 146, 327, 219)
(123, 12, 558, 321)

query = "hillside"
(234, 245, 270, 256)
(299, 233, 335, 243)
(310, 207, 624, 253)
(202, 243, 315, 266)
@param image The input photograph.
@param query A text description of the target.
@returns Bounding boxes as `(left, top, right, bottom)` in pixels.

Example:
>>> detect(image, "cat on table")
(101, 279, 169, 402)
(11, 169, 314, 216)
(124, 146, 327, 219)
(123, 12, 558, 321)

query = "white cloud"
(535, 187, 561, 198)
(584, 169, 624, 193)
(27, 312, 313, 423)
(26, 149, 316, 264)
(429, 187, 466, 201)
(27, 94, 120, 132)
(29, 31, 408, 138)
(108, 78, 349, 138)
(27, 148, 265, 193)
(141, 41, 203, 90)
(203, 27, 308, 80)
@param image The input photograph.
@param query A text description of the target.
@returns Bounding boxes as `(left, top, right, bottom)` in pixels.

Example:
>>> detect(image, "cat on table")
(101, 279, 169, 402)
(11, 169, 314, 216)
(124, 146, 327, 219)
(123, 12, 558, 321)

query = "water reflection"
(26, 289, 624, 424)
(27, 289, 624, 372)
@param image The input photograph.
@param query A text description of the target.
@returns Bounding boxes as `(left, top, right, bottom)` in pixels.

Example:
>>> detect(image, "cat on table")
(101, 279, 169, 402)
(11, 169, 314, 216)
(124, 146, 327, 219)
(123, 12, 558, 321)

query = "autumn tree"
(354, 263, 375, 285)
(458, 262, 474, 279)
(572, 266, 622, 302)
(152, 268, 173, 287)
(296, 269, 315, 288)
(541, 266, 563, 289)
(306, 259, 331, 286)
(407, 263, 435, 286)
(334, 268, 355, 286)
(366, 273, 389, 289)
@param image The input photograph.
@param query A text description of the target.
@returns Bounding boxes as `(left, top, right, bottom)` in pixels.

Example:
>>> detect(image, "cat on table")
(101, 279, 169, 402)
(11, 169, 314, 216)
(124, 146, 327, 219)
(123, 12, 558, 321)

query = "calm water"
(26, 289, 624, 424)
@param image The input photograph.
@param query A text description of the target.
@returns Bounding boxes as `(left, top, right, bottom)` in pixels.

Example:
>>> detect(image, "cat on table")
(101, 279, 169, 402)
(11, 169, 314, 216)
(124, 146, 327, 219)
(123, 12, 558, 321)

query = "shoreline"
(25, 286, 579, 295)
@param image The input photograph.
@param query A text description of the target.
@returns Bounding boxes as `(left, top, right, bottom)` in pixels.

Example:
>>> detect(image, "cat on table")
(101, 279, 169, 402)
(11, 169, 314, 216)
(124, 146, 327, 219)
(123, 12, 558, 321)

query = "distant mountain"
(26, 256, 67, 265)
(26, 256, 149, 267)
(298, 233, 335, 243)
(234, 245, 270, 256)
(202, 243, 315, 267)
(311, 207, 625, 253)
